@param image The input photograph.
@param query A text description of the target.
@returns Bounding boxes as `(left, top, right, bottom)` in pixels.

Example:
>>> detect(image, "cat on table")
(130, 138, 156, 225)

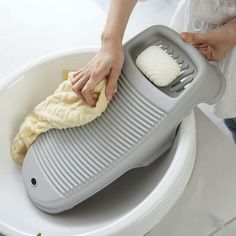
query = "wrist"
(101, 32, 123, 48)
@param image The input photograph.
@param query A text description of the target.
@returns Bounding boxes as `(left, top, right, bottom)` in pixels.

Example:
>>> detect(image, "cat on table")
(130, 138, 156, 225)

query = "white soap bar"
(135, 45, 181, 87)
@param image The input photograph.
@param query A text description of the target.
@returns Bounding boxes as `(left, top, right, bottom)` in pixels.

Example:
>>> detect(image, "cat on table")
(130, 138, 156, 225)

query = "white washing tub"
(0, 48, 196, 236)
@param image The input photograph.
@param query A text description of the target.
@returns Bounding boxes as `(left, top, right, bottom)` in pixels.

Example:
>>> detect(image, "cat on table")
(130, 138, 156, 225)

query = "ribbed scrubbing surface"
(32, 75, 166, 197)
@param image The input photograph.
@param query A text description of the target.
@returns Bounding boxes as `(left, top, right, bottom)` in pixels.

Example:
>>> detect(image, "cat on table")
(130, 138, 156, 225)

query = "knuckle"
(72, 83, 83, 93)
(75, 68, 82, 74)
(83, 69, 89, 77)
(72, 86, 78, 94)
(106, 85, 116, 94)
(93, 75, 101, 83)
(113, 66, 122, 74)
(81, 87, 89, 95)
(91, 71, 100, 80)
(107, 82, 115, 89)
(83, 64, 89, 70)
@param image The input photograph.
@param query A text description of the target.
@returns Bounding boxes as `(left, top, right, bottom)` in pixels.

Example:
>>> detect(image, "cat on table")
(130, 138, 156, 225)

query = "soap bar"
(136, 45, 181, 87)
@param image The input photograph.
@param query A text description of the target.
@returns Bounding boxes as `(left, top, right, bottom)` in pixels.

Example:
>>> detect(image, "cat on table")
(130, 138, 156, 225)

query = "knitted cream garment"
(11, 72, 109, 164)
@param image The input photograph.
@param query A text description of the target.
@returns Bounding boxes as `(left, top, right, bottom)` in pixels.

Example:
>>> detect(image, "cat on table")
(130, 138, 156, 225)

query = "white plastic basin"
(0, 48, 196, 236)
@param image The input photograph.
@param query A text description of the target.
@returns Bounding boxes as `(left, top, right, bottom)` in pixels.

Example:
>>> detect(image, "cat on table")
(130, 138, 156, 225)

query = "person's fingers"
(206, 48, 213, 61)
(71, 71, 84, 85)
(72, 73, 90, 101)
(193, 43, 208, 49)
(192, 43, 212, 60)
(81, 70, 105, 106)
(180, 32, 208, 44)
(195, 46, 210, 59)
(81, 84, 96, 107)
(199, 49, 208, 59)
(105, 68, 121, 101)
(198, 47, 213, 61)
(73, 89, 86, 103)
(73, 68, 83, 77)
(72, 75, 90, 95)
(180, 32, 198, 42)
(199, 48, 207, 55)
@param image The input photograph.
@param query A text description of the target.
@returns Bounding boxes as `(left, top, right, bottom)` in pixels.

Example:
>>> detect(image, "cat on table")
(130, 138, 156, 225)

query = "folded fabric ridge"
(11, 72, 109, 164)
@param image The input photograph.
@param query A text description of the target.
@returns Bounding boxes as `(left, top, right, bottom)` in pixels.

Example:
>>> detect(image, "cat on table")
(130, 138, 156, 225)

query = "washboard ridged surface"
(32, 75, 166, 197)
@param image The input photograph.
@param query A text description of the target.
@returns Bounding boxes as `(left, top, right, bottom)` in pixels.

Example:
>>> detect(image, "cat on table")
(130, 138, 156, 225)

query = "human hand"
(180, 17, 236, 62)
(71, 43, 124, 107)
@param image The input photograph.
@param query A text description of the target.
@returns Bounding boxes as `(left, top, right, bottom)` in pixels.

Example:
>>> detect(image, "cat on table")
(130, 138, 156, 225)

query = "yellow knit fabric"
(11, 72, 109, 164)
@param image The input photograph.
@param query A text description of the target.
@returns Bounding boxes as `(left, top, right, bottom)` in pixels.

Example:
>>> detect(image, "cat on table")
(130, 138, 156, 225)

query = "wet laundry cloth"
(11, 72, 109, 164)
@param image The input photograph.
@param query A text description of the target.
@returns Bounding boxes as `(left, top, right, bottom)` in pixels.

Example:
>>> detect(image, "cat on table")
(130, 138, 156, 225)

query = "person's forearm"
(101, 0, 137, 47)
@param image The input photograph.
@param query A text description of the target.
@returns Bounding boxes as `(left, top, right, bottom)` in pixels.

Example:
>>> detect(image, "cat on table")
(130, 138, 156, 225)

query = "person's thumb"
(180, 32, 207, 44)
(105, 68, 120, 101)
